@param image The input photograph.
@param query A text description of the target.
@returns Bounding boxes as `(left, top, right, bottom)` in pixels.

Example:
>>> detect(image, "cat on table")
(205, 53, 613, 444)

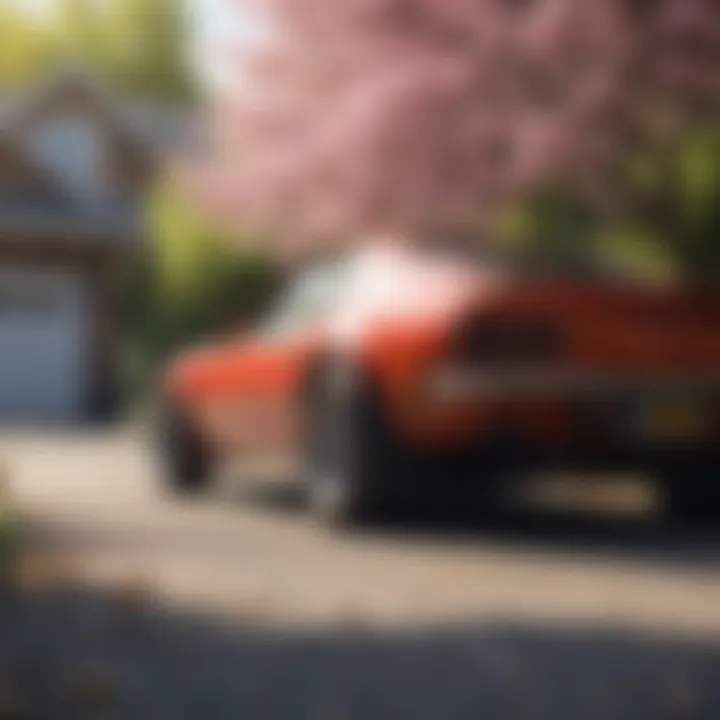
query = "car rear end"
(395, 280, 720, 478)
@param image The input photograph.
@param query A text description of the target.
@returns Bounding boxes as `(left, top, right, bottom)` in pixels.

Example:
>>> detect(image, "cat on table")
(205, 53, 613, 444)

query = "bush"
(121, 180, 281, 405)
(0, 469, 20, 588)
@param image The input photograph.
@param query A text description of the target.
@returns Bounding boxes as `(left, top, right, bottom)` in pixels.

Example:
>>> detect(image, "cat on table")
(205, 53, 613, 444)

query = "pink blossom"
(192, 0, 720, 250)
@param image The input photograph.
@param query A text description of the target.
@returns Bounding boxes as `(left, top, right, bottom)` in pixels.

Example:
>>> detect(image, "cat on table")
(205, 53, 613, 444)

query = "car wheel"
(303, 363, 400, 525)
(661, 455, 720, 523)
(157, 399, 214, 496)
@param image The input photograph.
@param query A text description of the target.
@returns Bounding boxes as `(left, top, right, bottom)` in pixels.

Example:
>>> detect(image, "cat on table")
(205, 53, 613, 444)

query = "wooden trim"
(0, 138, 68, 197)
(0, 234, 127, 267)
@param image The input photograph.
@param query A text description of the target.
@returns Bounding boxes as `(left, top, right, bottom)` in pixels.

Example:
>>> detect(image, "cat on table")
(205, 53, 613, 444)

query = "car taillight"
(453, 315, 562, 366)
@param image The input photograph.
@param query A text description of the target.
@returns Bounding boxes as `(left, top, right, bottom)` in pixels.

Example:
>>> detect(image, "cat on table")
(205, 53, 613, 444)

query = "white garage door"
(0, 267, 88, 422)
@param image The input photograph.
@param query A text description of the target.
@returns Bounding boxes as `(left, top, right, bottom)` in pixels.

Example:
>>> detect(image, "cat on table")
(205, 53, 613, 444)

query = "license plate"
(637, 397, 709, 441)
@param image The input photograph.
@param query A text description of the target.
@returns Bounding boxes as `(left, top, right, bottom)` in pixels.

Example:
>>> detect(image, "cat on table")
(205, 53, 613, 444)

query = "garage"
(0, 267, 89, 422)
(0, 67, 162, 424)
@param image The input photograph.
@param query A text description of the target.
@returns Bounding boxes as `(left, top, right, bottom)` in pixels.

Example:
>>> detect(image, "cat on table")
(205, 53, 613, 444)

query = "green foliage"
(496, 189, 604, 275)
(123, 180, 280, 400)
(626, 125, 720, 280)
(0, 5, 61, 87)
(596, 227, 677, 283)
(675, 128, 720, 274)
(498, 124, 720, 282)
(62, 0, 195, 102)
(678, 129, 720, 223)
(0, 469, 20, 584)
(0, 0, 194, 101)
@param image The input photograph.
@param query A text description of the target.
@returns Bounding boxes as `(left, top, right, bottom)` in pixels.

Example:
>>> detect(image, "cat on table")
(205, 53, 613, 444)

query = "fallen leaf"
(65, 668, 117, 713)
(0, 679, 26, 720)
(664, 678, 703, 719)
(110, 575, 154, 613)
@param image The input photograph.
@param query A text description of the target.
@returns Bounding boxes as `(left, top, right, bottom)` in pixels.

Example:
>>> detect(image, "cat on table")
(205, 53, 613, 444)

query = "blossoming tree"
(195, 0, 720, 263)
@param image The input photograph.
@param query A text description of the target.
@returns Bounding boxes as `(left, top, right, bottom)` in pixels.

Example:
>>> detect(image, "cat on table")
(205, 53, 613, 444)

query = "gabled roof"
(0, 66, 187, 243)
(0, 133, 68, 197)
(0, 65, 190, 154)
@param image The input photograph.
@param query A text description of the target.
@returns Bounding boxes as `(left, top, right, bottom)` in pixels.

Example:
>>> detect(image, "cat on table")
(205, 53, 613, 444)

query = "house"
(0, 68, 181, 423)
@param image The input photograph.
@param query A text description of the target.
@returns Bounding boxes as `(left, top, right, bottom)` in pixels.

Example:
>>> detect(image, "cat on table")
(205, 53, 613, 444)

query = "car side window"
(260, 263, 346, 339)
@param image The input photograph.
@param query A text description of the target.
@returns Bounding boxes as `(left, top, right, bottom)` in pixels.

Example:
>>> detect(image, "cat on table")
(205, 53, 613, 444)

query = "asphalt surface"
(1, 429, 720, 718)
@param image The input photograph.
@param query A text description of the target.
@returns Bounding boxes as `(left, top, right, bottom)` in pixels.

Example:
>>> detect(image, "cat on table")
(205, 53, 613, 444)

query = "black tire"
(157, 399, 214, 496)
(303, 362, 403, 525)
(661, 455, 720, 523)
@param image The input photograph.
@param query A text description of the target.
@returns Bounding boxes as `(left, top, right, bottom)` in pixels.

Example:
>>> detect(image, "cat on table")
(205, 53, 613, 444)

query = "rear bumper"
(427, 367, 720, 401)
(476, 437, 719, 473)
(409, 435, 720, 486)
(395, 369, 720, 459)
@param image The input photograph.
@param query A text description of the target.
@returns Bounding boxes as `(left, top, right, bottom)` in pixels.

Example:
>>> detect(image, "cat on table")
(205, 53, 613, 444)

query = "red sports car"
(159, 242, 720, 523)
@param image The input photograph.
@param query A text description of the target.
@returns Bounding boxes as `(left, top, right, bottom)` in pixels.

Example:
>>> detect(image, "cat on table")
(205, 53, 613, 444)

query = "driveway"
(1, 429, 720, 718)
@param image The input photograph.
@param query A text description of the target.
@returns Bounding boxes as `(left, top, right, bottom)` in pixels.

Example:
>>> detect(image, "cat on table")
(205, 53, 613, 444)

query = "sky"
(193, 0, 271, 89)
(3, 0, 260, 88)
(198, 0, 237, 36)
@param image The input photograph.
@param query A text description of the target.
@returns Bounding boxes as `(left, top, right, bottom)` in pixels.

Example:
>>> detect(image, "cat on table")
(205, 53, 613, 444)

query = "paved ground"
(4, 429, 720, 633)
(2, 430, 720, 718)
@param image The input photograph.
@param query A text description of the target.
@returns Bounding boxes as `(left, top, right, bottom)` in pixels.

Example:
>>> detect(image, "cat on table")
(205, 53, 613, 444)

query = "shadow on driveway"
(0, 581, 718, 719)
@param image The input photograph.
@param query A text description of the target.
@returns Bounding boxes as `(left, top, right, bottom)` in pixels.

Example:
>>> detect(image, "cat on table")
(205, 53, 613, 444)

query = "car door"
(223, 262, 346, 459)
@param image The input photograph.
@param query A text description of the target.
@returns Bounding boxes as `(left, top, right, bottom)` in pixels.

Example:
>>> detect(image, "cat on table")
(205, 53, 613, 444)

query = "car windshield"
(260, 261, 347, 338)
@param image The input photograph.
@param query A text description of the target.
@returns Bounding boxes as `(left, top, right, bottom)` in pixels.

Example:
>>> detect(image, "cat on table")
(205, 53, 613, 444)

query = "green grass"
(0, 476, 20, 587)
